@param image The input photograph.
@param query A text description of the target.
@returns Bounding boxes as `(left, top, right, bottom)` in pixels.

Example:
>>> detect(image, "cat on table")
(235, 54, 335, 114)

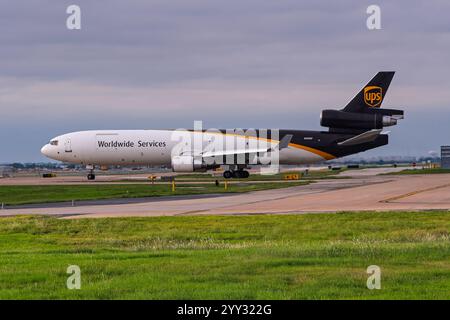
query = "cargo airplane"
(41, 72, 403, 180)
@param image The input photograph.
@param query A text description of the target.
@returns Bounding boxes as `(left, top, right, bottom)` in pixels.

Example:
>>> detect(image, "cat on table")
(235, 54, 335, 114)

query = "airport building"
(441, 146, 450, 169)
(0, 166, 13, 178)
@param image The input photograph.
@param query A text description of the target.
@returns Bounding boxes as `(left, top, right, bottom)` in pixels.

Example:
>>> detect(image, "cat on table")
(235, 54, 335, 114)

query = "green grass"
(0, 182, 307, 206)
(0, 212, 449, 299)
(176, 169, 346, 181)
(384, 168, 450, 175)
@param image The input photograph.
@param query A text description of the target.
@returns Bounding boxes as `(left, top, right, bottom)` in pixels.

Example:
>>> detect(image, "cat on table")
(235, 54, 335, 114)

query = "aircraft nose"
(41, 144, 50, 156)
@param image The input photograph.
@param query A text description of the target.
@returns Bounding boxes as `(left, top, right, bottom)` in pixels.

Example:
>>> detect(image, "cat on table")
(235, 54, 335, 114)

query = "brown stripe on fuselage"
(186, 130, 336, 160)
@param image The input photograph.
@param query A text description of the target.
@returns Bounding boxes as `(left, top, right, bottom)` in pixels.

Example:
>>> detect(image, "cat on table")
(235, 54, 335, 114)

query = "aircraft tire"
(223, 171, 233, 179)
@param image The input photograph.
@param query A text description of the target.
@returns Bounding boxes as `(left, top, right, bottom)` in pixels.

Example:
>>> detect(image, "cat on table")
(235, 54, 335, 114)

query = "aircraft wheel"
(232, 170, 249, 179)
(223, 171, 233, 179)
(87, 173, 96, 180)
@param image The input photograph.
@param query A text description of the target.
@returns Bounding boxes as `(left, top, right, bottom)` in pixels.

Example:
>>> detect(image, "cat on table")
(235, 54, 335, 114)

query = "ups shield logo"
(364, 86, 383, 107)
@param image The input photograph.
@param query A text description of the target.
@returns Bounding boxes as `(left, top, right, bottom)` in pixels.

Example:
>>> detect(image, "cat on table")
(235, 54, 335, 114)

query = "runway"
(1, 169, 450, 218)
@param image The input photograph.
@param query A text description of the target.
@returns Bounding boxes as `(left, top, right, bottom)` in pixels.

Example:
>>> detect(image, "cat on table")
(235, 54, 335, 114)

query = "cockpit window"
(50, 140, 58, 146)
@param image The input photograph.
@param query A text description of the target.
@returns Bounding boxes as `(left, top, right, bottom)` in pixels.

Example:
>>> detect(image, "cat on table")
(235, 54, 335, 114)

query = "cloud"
(0, 0, 450, 161)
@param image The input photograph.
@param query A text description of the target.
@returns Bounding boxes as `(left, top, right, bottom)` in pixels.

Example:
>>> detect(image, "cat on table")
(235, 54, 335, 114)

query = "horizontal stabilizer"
(338, 129, 383, 146)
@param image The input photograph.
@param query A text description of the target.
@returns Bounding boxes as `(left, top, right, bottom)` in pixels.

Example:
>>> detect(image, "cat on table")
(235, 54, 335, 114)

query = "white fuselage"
(41, 130, 327, 169)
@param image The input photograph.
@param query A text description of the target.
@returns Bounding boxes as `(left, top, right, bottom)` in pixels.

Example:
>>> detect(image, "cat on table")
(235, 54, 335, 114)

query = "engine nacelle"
(171, 155, 208, 172)
(320, 109, 399, 130)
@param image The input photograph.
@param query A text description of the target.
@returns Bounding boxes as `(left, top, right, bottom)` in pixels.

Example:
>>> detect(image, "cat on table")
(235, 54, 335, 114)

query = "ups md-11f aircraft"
(41, 72, 403, 180)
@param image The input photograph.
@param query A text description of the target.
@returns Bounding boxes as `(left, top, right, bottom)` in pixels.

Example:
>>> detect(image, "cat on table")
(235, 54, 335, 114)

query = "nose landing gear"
(86, 165, 96, 180)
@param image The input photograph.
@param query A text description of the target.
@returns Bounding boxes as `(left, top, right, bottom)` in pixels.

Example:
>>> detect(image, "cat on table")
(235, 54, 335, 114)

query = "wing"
(199, 134, 293, 158)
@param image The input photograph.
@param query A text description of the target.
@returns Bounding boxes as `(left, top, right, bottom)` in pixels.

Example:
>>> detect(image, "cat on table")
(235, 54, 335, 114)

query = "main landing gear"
(223, 170, 250, 179)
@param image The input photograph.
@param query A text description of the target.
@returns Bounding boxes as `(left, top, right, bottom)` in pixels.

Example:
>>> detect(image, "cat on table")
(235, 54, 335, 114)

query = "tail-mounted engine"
(320, 108, 404, 131)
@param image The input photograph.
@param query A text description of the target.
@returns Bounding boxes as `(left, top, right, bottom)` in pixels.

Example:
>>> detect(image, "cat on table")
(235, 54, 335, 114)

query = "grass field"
(384, 168, 450, 175)
(0, 212, 449, 299)
(0, 181, 307, 206)
(175, 169, 346, 181)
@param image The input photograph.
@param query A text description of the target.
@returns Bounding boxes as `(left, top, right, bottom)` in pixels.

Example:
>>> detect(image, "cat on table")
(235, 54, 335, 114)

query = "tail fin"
(342, 71, 395, 113)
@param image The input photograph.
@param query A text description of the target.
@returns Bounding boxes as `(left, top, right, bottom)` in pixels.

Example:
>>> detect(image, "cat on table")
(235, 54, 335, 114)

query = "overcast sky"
(1, 0, 449, 162)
